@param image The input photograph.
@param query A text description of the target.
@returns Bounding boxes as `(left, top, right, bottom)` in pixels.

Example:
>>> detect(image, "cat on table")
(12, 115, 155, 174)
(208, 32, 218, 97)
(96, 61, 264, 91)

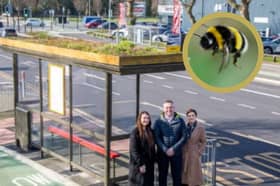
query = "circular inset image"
(183, 13, 263, 93)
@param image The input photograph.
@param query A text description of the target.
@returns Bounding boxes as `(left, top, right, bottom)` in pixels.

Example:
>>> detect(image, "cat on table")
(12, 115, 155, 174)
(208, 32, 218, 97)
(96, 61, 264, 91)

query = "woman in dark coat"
(129, 111, 155, 186)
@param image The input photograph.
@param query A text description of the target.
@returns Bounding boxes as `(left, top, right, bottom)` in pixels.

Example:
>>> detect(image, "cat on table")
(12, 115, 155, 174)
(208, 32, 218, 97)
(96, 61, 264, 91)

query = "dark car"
(82, 16, 101, 25)
(261, 37, 273, 42)
(0, 21, 4, 29)
(85, 19, 106, 29)
(1, 28, 17, 37)
(97, 22, 118, 30)
(135, 21, 158, 27)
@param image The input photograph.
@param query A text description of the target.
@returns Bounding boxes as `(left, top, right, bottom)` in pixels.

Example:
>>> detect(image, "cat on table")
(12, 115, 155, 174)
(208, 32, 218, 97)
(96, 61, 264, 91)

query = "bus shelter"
(0, 37, 184, 185)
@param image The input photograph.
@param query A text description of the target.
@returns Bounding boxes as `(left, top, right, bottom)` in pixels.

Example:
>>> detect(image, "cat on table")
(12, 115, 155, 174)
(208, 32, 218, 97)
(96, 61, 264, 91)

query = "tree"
(12, 0, 28, 31)
(126, 0, 136, 25)
(93, 0, 102, 16)
(151, 0, 158, 16)
(226, 0, 252, 21)
(145, 0, 152, 16)
(73, 0, 87, 29)
(181, 0, 196, 24)
(73, 0, 87, 15)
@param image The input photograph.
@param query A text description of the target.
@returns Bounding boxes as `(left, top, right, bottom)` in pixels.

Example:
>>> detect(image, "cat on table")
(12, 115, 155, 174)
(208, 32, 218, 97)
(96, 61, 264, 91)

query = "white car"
(152, 32, 169, 42)
(111, 28, 128, 38)
(25, 18, 44, 27)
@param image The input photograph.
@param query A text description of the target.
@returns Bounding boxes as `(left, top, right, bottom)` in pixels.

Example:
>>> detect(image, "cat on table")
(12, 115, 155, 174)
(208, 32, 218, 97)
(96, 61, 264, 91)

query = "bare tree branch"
(227, 0, 252, 21)
(181, 0, 196, 24)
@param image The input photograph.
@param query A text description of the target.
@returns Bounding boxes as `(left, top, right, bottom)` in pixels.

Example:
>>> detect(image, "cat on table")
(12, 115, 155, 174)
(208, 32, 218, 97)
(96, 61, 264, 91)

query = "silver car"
(263, 38, 280, 54)
(25, 18, 44, 27)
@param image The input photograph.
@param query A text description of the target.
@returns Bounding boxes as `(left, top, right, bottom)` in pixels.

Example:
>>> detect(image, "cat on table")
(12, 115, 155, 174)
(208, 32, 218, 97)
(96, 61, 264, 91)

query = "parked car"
(152, 30, 187, 45)
(85, 19, 106, 29)
(25, 18, 44, 27)
(111, 28, 128, 38)
(152, 30, 175, 42)
(261, 37, 273, 42)
(263, 38, 280, 54)
(0, 21, 4, 31)
(135, 21, 158, 27)
(1, 28, 17, 37)
(97, 22, 118, 30)
(82, 16, 101, 25)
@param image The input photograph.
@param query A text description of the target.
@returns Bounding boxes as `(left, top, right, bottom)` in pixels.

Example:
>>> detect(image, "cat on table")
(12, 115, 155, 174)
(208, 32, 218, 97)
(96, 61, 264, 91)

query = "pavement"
(0, 117, 102, 186)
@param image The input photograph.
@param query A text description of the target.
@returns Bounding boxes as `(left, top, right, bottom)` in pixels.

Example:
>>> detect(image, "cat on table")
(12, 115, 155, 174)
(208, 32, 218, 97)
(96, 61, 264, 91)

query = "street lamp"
(88, 0, 91, 16)
(62, 6, 65, 29)
(108, 0, 112, 32)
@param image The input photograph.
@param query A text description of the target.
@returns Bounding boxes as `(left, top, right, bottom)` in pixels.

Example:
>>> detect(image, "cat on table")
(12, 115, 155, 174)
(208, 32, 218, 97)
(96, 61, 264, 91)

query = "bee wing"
(219, 44, 230, 73)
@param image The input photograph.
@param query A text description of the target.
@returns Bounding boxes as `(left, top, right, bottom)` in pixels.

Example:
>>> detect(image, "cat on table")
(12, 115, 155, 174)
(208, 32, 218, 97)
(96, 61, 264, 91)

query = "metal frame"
(7, 48, 188, 186)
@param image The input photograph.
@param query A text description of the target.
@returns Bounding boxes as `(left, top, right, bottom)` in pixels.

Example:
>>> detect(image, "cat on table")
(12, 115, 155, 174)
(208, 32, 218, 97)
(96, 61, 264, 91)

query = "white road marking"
(237, 103, 256, 110)
(0, 81, 12, 85)
(145, 74, 166, 80)
(162, 85, 173, 89)
(22, 60, 35, 66)
(84, 73, 116, 83)
(254, 77, 280, 86)
(210, 96, 225, 102)
(143, 80, 153, 84)
(113, 100, 136, 104)
(232, 131, 280, 147)
(258, 70, 280, 79)
(74, 109, 124, 135)
(73, 104, 96, 108)
(0, 54, 12, 60)
(84, 73, 105, 81)
(262, 63, 280, 68)
(83, 82, 120, 96)
(158, 72, 280, 100)
(184, 90, 198, 95)
(164, 72, 192, 80)
(241, 88, 280, 99)
(35, 75, 48, 81)
(141, 101, 213, 126)
(127, 76, 136, 80)
(271, 112, 280, 116)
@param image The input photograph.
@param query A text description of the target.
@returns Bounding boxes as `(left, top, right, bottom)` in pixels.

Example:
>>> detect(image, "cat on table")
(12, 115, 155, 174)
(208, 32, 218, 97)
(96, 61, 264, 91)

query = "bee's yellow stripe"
(208, 27, 223, 50)
(228, 26, 242, 50)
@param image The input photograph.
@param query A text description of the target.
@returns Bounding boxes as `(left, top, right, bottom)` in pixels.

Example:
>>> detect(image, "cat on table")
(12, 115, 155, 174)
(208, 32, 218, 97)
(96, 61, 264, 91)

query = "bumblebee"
(196, 25, 248, 72)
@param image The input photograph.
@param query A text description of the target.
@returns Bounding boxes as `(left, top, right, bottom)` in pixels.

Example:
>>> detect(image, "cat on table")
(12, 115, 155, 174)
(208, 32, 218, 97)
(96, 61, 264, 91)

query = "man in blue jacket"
(153, 100, 188, 186)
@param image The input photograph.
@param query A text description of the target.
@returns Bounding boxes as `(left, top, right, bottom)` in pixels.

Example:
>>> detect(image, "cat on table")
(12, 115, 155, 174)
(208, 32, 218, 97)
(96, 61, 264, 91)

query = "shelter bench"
(48, 126, 120, 178)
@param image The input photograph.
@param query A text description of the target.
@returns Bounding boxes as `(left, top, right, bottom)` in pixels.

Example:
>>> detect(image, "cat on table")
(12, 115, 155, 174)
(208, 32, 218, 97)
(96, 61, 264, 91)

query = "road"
(0, 44, 279, 185)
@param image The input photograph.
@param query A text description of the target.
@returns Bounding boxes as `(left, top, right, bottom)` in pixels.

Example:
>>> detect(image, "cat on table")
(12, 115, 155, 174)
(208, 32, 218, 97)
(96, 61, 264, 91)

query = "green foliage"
(94, 40, 163, 56)
(264, 55, 280, 63)
(19, 32, 165, 56)
(28, 31, 49, 39)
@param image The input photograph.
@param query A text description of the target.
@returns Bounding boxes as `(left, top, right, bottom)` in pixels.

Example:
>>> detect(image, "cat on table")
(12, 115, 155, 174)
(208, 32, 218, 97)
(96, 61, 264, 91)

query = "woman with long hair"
(129, 111, 155, 186)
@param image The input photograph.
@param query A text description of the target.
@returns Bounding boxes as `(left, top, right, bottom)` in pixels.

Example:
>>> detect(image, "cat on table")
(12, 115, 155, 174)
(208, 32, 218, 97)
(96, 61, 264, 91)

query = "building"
(158, 0, 280, 35)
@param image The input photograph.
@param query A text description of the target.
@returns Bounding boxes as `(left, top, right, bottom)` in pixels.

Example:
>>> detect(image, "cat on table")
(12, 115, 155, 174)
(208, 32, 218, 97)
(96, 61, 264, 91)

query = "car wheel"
(155, 37, 162, 42)
(264, 47, 273, 54)
(118, 32, 124, 38)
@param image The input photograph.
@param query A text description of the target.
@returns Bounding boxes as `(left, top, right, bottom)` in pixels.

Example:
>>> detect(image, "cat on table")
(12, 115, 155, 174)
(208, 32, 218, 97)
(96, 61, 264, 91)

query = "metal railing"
(201, 138, 217, 186)
(0, 82, 14, 112)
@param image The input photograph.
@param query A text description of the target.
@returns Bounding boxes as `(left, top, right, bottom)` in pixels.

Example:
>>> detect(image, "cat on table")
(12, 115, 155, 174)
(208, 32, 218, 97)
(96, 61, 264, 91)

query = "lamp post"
(201, 0, 205, 17)
(108, 0, 112, 32)
(88, 0, 91, 15)
(62, 6, 65, 29)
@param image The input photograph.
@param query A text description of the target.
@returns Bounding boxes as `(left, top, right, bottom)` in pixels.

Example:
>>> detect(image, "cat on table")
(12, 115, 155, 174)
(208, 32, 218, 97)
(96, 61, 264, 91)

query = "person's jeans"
(157, 151, 182, 186)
